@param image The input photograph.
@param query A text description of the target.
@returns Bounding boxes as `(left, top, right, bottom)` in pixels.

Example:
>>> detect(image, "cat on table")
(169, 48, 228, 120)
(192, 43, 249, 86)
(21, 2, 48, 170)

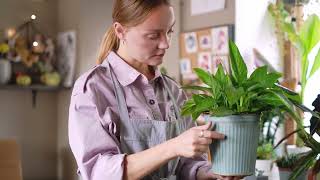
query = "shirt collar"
(102, 51, 162, 86)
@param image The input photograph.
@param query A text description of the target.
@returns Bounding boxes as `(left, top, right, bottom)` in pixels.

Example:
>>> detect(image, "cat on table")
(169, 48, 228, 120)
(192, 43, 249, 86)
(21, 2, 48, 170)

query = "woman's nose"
(158, 35, 170, 49)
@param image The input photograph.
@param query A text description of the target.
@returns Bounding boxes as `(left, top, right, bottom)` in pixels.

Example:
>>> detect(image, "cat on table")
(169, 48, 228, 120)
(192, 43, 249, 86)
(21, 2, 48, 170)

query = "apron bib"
(108, 62, 188, 180)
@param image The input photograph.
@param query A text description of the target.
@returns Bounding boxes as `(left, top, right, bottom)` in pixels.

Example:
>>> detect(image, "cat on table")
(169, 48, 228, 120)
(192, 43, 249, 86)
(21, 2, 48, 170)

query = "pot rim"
(204, 114, 260, 122)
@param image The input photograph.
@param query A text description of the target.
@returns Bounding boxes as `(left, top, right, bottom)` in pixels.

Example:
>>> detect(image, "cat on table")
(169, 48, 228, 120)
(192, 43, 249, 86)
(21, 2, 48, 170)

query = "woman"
(69, 0, 241, 179)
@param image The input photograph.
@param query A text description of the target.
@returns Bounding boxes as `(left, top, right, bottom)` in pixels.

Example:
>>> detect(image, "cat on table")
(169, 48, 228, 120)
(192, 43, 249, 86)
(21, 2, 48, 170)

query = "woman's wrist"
(164, 137, 179, 159)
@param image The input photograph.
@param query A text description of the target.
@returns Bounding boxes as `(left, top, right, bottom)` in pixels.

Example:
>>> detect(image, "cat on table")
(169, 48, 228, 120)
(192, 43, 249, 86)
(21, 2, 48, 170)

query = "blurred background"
(0, 0, 319, 180)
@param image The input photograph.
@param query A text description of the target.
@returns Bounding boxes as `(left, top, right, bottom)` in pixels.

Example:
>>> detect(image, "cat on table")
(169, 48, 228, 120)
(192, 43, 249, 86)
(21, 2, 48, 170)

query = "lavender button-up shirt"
(69, 51, 210, 180)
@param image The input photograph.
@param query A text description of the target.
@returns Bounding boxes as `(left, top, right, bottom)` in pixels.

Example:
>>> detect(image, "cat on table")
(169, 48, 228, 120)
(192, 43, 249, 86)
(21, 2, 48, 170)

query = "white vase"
(0, 59, 11, 84)
(256, 159, 273, 177)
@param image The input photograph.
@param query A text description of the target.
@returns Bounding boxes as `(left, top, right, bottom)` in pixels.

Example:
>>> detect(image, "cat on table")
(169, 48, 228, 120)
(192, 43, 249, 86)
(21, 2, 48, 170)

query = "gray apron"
(108, 62, 188, 180)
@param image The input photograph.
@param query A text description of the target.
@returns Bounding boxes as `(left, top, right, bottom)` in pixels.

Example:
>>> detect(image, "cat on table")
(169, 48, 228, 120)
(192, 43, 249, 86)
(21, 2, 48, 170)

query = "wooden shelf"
(0, 84, 63, 91)
(0, 84, 71, 107)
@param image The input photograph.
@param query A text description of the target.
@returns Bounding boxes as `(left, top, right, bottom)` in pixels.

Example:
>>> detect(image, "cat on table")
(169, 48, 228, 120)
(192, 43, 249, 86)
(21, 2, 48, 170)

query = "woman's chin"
(149, 56, 164, 66)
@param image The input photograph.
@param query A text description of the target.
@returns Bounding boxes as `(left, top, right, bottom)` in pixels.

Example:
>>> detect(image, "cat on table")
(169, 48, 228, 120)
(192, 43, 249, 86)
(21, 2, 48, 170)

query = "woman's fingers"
(204, 130, 225, 140)
(221, 176, 245, 180)
(194, 121, 213, 130)
(193, 122, 225, 140)
(208, 173, 225, 179)
(197, 137, 213, 145)
(195, 144, 209, 153)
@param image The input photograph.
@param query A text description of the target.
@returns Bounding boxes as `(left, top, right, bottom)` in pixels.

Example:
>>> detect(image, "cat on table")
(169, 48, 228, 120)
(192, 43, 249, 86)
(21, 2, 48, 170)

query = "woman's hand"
(169, 122, 225, 158)
(197, 167, 245, 180)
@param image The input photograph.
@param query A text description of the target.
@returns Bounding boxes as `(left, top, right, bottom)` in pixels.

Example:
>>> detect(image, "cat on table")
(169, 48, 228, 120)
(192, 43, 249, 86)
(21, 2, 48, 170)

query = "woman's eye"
(167, 29, 174, 34)
(147, 33, 160, 39)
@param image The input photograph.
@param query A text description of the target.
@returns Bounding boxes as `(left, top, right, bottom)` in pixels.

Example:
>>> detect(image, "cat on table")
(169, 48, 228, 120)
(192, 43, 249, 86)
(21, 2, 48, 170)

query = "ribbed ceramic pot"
(204, 114, 260, 176)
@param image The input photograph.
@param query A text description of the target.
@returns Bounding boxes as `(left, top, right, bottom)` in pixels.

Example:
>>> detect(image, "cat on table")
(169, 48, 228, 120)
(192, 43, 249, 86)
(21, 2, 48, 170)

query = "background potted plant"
(255, 109, 285, 177)
(272, 93, 320, 179)
(181, 40, 317, 176)
(276, 153, 309, 180)
(267, 5, 320, 178)
(256, 142, 275, 178)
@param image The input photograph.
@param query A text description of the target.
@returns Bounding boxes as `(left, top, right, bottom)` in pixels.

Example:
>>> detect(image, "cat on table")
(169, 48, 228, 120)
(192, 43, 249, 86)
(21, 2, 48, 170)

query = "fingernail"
(211, 123, 216, 130)
(207, 121, 212, 126)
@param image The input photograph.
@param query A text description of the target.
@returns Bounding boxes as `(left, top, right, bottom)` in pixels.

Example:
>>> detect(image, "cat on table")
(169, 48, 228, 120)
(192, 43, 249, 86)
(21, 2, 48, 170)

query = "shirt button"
(149, 99, 155, 105)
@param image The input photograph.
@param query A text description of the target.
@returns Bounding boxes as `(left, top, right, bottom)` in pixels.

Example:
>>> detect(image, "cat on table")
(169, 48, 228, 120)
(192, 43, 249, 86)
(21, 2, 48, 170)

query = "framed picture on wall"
(179, 24, 234, 86)
(199, 35, 212, 50)
(180, 58, 192, 74)
(211, 26, 229, 55)
(212, 55, 229, 74)
(184, 32, 198, 54)
(198, 52, 212, 72)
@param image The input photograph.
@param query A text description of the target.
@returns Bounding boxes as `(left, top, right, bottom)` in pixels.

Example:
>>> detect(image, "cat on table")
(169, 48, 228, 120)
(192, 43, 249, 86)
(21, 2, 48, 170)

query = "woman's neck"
(116, 48, 155, 80)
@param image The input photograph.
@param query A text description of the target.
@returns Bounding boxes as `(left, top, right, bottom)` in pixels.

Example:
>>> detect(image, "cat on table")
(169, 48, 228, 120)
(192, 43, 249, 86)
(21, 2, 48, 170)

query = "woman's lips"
(154, 54, 164, 57)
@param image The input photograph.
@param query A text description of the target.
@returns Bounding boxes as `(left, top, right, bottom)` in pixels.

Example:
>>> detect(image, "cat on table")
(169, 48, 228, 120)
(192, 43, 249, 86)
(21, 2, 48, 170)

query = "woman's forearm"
(124, 138, 177, 180)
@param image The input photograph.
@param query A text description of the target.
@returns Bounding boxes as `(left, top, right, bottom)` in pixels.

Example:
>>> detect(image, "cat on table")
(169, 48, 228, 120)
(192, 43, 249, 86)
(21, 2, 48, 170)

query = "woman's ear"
(113, 22, 126, 40)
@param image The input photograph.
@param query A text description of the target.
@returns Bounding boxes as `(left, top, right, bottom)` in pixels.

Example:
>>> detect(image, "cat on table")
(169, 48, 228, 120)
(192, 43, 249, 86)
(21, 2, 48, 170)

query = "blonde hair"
(96, 0, 171, 64)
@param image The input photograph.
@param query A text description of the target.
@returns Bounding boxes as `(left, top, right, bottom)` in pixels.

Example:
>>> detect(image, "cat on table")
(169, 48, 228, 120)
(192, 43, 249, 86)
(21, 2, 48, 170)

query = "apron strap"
(160, 74, 189, 177)
(160, 74, 182, 121)
(107, 62, 131, 123)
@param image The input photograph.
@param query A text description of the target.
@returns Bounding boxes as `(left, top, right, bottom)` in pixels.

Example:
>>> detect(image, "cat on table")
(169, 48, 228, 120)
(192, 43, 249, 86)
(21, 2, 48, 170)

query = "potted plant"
(267, 6, 320, 179)
(276, 153, 309, 180)
(256, 142, 275, 177)
(181, 40, 316, 176)
(272, 93, 320, 179)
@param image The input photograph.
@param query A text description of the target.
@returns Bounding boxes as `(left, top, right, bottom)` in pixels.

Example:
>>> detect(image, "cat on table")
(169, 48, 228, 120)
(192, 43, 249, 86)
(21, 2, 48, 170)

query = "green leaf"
(309, 48, 320, 78)
(257, 143, 274, 160)
(286, 93, 302, 105)
(229, 40, 248, 84)
(194, 97, 215, 112)
(282, 22, 299, 43)
(257, 90, 300, 122)
(225, 86, 240, 107)
(215, 64, 226, 84)
(299, 15, 320, 54)
(256, 92, 283, 108)
(210, 106, 234, 117)
(289, 151, 317, 180)
(248, 66, 281, 88)
(266, 72, 282, 85)
(181, 99, 196, 116)
(193, 94, 207, 104)
(182, 85, 212, 93)
(191, 111, 202, 121)
(299, 15, 320, 92)
(248, 66, 268, 82)
(293, 102, 320, 120)
(209, 75, 222, 99)
(194, 68, 211, 85)
(301, 54, 309, 93)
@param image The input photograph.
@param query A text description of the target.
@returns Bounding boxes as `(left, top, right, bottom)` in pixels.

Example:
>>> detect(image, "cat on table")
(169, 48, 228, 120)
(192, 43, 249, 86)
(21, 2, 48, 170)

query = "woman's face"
(123, 5, 175, 66)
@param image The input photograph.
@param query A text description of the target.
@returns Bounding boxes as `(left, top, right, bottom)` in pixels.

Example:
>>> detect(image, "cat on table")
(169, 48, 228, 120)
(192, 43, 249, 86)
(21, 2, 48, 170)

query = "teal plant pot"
(204, 114, 260, 176)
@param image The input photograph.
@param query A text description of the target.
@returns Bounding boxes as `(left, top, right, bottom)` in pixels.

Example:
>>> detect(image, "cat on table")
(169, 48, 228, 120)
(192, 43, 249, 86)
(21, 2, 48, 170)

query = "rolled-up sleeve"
(69, 85, 125, 180)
